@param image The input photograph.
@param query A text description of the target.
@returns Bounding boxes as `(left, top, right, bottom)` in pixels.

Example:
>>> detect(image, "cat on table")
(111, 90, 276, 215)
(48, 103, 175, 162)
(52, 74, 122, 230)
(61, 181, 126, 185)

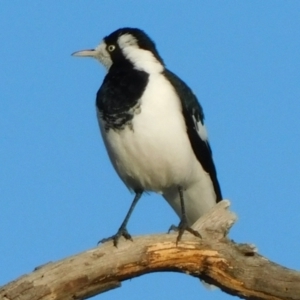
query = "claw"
(168, 220, 201, 244)
(168, 224, 178, 233)
(169, 186, 202, 244)
(98, 227, 132, 247)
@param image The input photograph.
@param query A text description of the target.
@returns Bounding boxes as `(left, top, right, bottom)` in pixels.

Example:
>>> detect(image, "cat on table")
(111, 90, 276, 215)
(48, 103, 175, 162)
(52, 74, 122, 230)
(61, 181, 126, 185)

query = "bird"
(72, 27, 222, 246)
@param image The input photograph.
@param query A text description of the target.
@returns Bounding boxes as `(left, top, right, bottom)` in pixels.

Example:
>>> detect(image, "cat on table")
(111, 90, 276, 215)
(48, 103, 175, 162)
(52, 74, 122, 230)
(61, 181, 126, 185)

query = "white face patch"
(117, 33, 164, 74)
(94, 41, 113, 70)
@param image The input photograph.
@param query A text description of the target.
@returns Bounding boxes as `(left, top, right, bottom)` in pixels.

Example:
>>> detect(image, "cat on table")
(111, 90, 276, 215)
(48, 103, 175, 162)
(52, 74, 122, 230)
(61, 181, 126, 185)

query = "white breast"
(98, 73, 197, 192)
(98, 72, 218, 223)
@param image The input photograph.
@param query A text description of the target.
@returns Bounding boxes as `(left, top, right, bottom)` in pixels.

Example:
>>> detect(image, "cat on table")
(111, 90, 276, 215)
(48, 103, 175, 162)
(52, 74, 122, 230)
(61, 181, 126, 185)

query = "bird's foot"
(168, 219, 201, 244)
(98, 227, 132, 247)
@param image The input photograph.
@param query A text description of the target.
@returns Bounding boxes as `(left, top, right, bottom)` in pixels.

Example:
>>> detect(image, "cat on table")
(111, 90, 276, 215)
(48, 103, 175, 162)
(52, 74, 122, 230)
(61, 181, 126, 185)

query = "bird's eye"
(107, 45, 116, 52)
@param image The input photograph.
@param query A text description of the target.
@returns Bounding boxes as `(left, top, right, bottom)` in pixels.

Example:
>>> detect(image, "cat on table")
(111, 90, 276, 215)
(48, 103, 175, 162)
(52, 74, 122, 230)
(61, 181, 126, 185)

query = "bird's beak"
(72, 42, 112, 70)
(71, 49, 97, 58)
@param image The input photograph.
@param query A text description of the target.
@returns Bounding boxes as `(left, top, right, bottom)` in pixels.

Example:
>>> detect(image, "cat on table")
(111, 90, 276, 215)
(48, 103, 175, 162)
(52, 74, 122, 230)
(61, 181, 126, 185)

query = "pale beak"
(72, 42, 111, 69)
(71, 49, 97, 58)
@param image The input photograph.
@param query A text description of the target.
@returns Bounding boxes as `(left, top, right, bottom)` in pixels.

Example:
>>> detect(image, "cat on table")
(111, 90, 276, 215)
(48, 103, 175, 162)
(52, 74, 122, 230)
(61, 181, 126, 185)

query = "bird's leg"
(169, 186, 201, 243)
(99, 189, 143, 247)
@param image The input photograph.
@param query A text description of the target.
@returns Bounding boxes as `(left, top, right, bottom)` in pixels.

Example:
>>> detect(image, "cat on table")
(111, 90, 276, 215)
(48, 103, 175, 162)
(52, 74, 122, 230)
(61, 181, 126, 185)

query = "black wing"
(164, 69, 222, 202)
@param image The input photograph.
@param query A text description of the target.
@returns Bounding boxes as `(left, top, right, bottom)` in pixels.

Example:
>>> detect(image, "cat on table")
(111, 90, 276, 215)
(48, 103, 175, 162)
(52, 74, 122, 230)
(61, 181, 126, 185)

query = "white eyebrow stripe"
(117, 34, 164, 74)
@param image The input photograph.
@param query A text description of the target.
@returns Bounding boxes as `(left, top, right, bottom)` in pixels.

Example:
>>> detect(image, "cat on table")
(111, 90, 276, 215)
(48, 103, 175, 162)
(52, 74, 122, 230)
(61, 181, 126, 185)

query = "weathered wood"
(1, 200, 299, 300)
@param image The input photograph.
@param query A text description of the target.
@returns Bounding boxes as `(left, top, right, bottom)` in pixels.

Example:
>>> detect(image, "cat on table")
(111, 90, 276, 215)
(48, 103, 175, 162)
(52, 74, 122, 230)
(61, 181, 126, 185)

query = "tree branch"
(1, 200, 299, 300)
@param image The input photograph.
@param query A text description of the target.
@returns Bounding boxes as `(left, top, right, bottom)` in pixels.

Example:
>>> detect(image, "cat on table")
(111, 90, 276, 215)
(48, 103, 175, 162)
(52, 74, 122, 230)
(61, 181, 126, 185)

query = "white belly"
(99, 73, 197, 192)
(98, 72, 218, 222)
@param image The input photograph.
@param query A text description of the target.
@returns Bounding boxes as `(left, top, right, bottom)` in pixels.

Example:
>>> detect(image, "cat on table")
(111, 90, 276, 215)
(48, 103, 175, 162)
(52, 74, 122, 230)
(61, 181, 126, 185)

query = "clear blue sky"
(1, 2, 300, 299)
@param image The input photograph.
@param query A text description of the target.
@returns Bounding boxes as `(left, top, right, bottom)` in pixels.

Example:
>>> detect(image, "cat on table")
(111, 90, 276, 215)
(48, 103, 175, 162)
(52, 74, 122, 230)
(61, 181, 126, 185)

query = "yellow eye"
(107, 45, 115, 52)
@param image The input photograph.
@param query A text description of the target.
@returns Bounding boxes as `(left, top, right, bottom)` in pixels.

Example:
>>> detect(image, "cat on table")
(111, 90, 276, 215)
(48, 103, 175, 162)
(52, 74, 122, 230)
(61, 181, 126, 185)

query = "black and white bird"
(72, 28, 222, 246)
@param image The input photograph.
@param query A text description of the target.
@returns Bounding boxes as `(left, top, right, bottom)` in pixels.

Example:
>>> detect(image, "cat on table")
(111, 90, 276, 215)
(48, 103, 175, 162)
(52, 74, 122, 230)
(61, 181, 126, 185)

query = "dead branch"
(1, 200, 299, 300)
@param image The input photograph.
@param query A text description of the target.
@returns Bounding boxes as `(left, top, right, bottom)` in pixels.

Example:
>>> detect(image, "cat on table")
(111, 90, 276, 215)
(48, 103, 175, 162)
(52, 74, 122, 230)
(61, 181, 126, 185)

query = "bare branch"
(1, 201, 299, 300)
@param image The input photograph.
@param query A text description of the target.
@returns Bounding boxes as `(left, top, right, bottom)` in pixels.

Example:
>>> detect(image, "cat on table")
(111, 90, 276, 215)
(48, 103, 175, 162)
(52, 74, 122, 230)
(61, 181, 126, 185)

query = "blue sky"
(1, 2, 300, 299)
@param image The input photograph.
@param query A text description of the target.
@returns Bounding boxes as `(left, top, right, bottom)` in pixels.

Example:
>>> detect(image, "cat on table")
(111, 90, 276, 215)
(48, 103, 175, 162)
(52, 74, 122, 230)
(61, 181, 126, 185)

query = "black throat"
(96, 64, 149, 131)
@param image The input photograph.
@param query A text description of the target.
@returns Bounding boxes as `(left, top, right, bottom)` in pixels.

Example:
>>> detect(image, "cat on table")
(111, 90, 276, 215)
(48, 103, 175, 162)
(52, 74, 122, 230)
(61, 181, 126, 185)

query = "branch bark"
(1, 200, 299, 300)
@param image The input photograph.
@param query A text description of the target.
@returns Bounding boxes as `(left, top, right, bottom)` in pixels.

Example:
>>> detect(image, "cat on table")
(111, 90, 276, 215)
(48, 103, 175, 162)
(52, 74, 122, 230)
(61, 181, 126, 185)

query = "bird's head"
(72, 28, 164, 73)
